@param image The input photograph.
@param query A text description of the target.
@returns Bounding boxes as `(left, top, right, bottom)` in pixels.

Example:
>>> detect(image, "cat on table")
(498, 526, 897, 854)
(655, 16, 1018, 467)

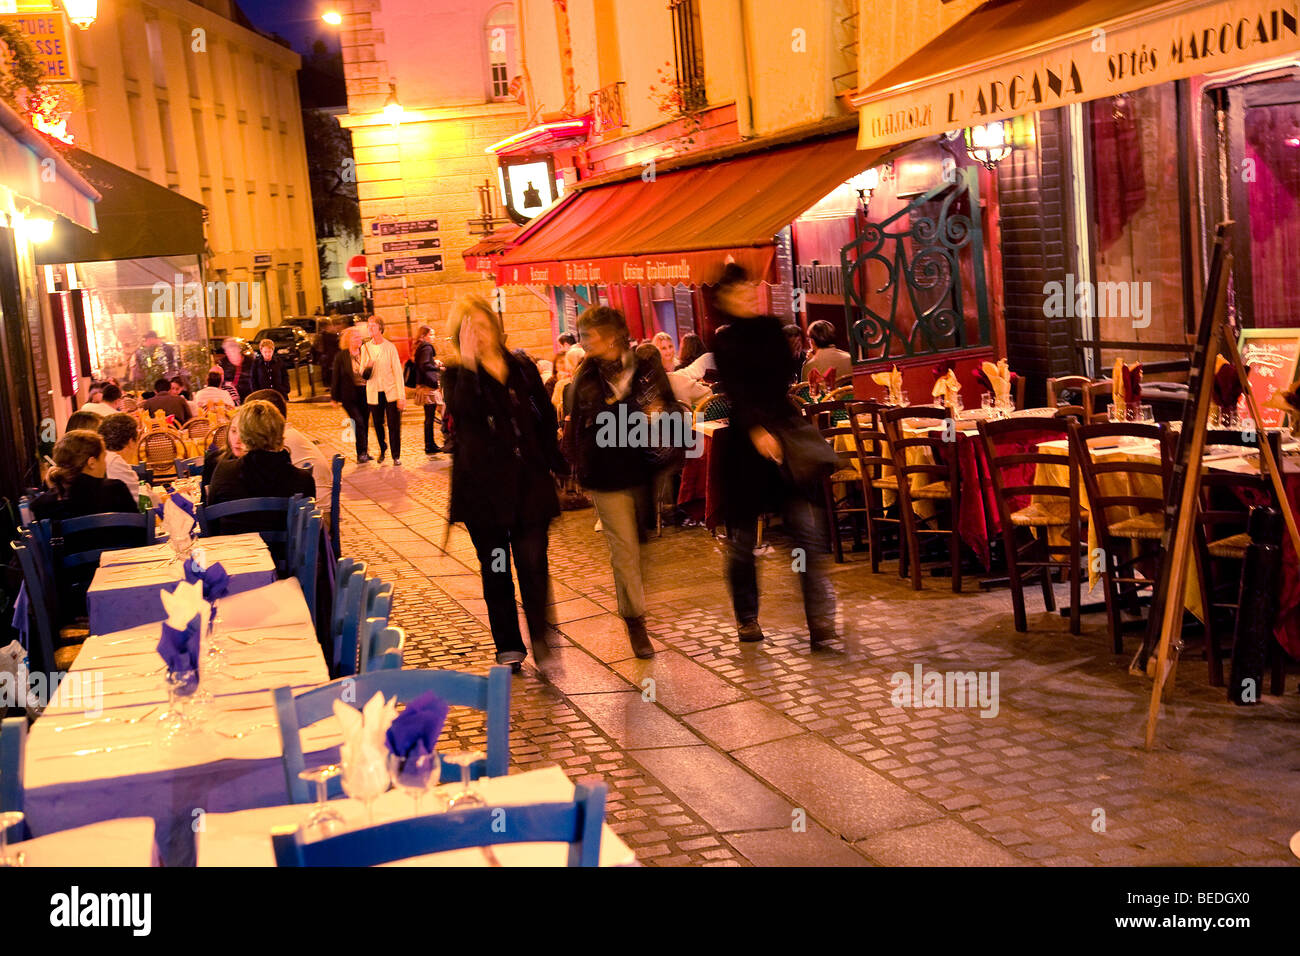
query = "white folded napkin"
(160, 493, 198, 545)
(334, 690, 397, 768)
(161, 579, 207, 630)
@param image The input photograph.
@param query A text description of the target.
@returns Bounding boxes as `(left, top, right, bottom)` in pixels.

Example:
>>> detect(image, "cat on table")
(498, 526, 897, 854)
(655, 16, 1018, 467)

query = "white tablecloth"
(14, 818, 159, 867)
(197, 765, 636, 867)
(24, 579, 333, 866)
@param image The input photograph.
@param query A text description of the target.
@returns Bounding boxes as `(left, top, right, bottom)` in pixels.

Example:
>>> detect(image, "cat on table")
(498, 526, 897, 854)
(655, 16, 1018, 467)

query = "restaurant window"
(1088, 82, 1188, 368)
(669, 0, 706, 112)
(486, 4, 517, 102)
(1238, 86, 1300, 329)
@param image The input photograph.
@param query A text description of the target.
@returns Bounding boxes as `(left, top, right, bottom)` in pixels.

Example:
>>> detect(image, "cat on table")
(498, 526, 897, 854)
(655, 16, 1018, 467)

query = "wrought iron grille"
(589, 82, 628, 137)
(840, 168, 990, 361)
(669, 0, 707, 112)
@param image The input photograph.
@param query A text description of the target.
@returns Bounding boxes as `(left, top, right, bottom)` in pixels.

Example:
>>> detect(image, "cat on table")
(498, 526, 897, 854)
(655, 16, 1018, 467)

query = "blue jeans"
(726, 495, 836, 632)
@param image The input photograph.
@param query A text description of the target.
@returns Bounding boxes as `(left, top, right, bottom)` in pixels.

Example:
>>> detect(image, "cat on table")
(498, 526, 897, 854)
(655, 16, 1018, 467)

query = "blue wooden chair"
(13, 540, 76, 674)
(270, 783, 606, 867)
(38, 513, 155, 571)
(331, 564, 368, 678)
(0, 717, 26, 842)
(361, 621, 403, 673)
(293, 512, 321, 625)
(172, 456, 204, 479)
(329, 454, 343, 558)
(198, 494, 300, 541)
(17, 496, 33, 528)
(273, 665, 512, 803)
(284, 498, 314, 575)
(130, 463, 153, 486)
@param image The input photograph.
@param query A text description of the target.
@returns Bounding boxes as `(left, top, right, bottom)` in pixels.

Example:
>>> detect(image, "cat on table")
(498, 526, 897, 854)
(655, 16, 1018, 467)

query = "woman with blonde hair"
(330, 325, 371, 462)
(207, 400, 315, 537)
(551, 344, 586, 420)
(442, 295, 565, 671)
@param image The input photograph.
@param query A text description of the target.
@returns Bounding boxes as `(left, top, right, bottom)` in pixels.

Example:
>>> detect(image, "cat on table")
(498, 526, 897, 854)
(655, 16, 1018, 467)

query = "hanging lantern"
(964, 121, 1012, 171)
(61, 0, 97, 30)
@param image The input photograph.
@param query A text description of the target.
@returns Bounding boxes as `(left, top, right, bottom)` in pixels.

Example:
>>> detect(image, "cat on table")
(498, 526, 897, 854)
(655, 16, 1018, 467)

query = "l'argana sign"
(852, 0, 1300, 149)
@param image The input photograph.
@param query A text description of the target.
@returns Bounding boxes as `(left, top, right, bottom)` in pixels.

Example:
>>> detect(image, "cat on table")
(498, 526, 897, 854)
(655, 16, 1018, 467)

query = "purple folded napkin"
(385, 691, 450, 759)
(156, 616, 201, 693)
(184, 558, 230, 603)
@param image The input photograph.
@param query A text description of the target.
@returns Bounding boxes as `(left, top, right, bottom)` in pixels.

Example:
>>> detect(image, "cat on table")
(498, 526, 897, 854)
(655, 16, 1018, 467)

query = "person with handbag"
(360, 316, 406, 465)
(712, 263, 838, 649)
(411, 324, 443, 458)
(331, 327, 371, 463)
(442, 295, 565, 671)
(564, 306, 675, 659)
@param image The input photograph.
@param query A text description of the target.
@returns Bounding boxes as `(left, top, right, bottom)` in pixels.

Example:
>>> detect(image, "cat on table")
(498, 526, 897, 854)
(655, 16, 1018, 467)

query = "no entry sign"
(345, 255, 368, 284)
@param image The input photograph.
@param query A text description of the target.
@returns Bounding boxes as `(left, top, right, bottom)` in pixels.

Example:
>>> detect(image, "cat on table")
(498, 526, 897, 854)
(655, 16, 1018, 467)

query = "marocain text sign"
(0, 12, 75, 83)
(854, 0, 1300, 149)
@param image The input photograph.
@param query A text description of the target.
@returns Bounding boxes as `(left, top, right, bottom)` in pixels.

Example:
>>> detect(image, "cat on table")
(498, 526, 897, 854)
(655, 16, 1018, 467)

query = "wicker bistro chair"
(141, 430, 187, 480)
(1195, 429, 1285, 689)
(184, 417, 211, 443)
(1067, 420, 1173, 653)
(694, 393, 730, 423)
(881, 405, 963, 592)
(977, 417, 1084, 634)
(208, 423, 230, 453)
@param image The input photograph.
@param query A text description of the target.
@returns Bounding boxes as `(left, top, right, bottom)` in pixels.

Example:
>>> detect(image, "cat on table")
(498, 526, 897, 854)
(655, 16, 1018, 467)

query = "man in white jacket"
(360, 316, 407, 465)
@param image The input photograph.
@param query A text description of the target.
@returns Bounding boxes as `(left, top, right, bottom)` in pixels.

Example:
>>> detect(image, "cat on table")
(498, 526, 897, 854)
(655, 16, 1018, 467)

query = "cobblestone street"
(295, 401, 1300, 867)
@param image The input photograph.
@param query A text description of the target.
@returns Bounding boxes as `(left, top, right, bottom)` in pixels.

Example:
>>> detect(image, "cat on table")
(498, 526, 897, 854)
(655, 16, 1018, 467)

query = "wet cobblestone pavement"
(295, 401, 1300, 866)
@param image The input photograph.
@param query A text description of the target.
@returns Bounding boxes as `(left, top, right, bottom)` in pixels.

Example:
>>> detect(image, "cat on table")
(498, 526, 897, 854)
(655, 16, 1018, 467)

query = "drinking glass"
(0, 811, 24, 866)
(298, 765, 345, 839)
(1133, 404, 1155, 425)
(341, 752, 390, 826)
(897, 389, 910, 408)
(388, 750, 439, 815)
(445, 750, 486, 810)
(159, 669, 199, 741)
(981, 394, 994, 415)
(1108, 404, 1126, 423)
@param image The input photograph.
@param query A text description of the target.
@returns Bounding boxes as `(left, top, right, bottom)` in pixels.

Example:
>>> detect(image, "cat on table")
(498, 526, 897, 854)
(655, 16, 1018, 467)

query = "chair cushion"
(58, 625, 90, 644)
(1010, 502, 1069, 527)
(829, 467, 859, 483)
(53, 643, 81, 670)
(1108, 513, 1164, 539)
(911, 481, 952, 499)
(1207, 532, 1250, 559)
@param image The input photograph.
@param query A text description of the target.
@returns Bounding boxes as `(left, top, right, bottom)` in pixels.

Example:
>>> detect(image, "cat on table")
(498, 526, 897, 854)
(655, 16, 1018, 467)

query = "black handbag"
(770, 416, 838, 493)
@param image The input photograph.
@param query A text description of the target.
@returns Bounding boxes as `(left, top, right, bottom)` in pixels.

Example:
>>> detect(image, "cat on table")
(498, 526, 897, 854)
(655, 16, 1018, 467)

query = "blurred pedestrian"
(443, 295, 564, 671)
(331, 327, 370, 463)
(317, 317, 340, 389)
(413, 324, 443, 458)
(360, 316, 405, 465)
(565, 306, 674, 659)
(219, 337, 253, 402)
(713, 264, 837, 648)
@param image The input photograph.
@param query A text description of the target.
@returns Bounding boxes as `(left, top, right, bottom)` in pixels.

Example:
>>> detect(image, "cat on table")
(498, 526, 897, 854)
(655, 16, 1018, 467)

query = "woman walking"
(565, 306, 674, 659)
(331, 327, 371, 463)
(413, 324, 443, 458)
(442, 295, 564, 671)
(360, 316, 406, 465)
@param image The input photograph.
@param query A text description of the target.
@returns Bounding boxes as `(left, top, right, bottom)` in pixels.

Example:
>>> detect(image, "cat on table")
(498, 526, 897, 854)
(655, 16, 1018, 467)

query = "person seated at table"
(98, 413, 141, 500)
(246, 388, 330, 504)
(79, 382, 124, 418)
(674, 333, 715, 384)
(141, 377, 192, 424)
(207, 401, 314, 539)
(801, 320, 853, 384)
(193, 369, 237, 410)
(64, 410, 103, 434)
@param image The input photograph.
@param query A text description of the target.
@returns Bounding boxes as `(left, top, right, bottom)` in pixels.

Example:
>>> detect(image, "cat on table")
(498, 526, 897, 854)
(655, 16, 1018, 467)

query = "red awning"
(496, 133, 890, 287)
(461, 227, 519, 274)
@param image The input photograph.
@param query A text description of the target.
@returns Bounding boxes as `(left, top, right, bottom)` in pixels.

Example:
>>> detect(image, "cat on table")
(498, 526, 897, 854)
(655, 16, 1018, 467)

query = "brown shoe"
(625, 616, 655, 659)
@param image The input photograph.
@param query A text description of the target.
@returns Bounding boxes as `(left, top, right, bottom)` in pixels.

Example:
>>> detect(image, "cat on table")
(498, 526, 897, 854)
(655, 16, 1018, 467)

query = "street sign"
(253, 252, 272, 267)
(371, 218, 439, 236)
(382, 238, 441, 253)
(377, 255, 444, 277)
(345, 254, 368, 284)
(0, 13, 76, 84)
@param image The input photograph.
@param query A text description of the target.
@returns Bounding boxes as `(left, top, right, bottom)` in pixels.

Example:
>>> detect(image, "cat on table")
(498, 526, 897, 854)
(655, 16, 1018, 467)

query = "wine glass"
(0, 811, 24, 867)
(298, 765, 345, 839)
(159, 668, 199, 742)
(340, 751, 390, 826)
(387, 749, 439, 815)
(445, 750, 486, 810)
(981, 394, 994, 416)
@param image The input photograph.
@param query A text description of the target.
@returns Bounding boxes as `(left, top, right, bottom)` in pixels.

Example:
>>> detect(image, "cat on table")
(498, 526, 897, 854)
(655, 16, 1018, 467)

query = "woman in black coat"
(330, 327, 370, 462)
(443, 295, 563, 670)
(207, 401, 314, 540)
(250, 340, 290, 397)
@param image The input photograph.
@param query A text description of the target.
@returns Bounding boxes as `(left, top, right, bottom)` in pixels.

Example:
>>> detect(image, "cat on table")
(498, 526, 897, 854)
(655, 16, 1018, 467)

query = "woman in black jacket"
(250, 339, 290, 397)
(564, 306, 674, 659)
(413, 324, 442, 457)
(443, 295, 563, 671)
(208, 401, 315, 539)
(330, 327, 370, 463)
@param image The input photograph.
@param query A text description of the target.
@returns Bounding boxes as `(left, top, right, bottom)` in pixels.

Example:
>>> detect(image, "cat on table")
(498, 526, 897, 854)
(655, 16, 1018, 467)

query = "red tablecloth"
(677, 426, 726, 531)
(1275, 475, 1300, 660)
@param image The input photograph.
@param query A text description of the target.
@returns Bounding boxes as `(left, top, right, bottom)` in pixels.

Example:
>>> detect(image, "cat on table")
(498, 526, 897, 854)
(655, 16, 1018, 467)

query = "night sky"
(238, 0, 335, 55)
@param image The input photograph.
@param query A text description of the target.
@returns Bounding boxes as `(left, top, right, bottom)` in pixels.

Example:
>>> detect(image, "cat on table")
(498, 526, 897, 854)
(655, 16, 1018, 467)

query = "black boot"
(625, 616, 655, 659)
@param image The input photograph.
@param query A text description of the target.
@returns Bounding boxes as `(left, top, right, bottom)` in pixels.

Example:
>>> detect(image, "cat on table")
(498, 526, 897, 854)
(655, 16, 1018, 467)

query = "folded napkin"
(1121, 361, 1143, 408)
(1212, 355, 1246, 410)
(184, 554, 230, 603)
(385, 690, 450, 760)
(930, 369, 960, 409)
(978, 359, 1014, 407)
(157, 491, 198, 544)
(156, 604, 201, 692)
(808, 367, 838, 400)
(871, 365, 903, 405)
(334, 690, 398, 768)
(162, 579, 206, 630)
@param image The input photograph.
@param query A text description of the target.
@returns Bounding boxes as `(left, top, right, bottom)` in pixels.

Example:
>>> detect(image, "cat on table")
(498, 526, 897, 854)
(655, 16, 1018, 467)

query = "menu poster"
(1237, 327, 1300, 428)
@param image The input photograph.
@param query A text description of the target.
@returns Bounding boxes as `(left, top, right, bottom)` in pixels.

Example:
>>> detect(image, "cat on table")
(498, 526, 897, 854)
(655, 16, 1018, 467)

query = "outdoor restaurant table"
(23, 578, 334, 867)
(87, 533, 277, 634)
(14, 817, 159, 867)
(677, 420, 728, 530)
(196, 765, 637, 867)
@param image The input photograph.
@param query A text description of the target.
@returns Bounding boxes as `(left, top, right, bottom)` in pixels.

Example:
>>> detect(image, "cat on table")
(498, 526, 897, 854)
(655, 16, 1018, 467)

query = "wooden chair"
(208, 423, 230, 453)
(1012, 373, 1027, 410)
(270, 784, 606, 867)
(977, 417, 1083, 634)
(881, 405, 963, 591)
(1047, 375, 1091, 408)
(1068, 420, 1173, 652)
(119, 396, 138, 413)
(1081, 381, 1114, 424)
(694, 393, 730, 422)
(329, 454, 344, 558)
(1195, 429, 1285, 689)
(273, 666, 512, 803)
(141, 430, 186, 479)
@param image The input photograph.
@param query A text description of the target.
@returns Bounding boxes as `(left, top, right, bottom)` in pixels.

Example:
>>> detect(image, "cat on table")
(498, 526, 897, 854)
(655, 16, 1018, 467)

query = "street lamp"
(22, 215, 54, 243)
(964, 121, 1012, 171)
(61, 0, 97, 30)
(321, 11, 343, 26)
(382, 83, 403, 126)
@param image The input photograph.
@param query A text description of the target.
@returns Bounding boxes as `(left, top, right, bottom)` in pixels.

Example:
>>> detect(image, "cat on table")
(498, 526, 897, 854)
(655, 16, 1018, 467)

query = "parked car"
(282, 316, 320, 336)
(252, 326, 313, 366)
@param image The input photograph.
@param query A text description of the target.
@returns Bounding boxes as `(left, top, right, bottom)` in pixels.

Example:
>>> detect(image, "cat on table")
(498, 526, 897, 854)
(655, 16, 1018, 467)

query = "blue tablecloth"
(88, 569, 275, 635)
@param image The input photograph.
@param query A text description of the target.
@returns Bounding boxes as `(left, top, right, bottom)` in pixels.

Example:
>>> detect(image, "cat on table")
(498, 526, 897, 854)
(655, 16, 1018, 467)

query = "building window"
(669, 0, 706, 111)
(158, 102, 178, 175)
(486, 3, 517, 102)
(145, 18, 167, 90)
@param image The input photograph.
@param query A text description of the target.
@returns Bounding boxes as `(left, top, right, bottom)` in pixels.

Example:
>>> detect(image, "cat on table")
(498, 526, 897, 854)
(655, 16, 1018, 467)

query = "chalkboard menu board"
(673, 285, 695, 341)
(1237, 327, 1300, 427)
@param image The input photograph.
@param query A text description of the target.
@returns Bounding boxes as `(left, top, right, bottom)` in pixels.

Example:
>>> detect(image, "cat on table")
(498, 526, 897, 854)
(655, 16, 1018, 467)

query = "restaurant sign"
(495, 248, 775, 288)
(0, 12, 76, 84)
(853, 0, 1300, 149)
